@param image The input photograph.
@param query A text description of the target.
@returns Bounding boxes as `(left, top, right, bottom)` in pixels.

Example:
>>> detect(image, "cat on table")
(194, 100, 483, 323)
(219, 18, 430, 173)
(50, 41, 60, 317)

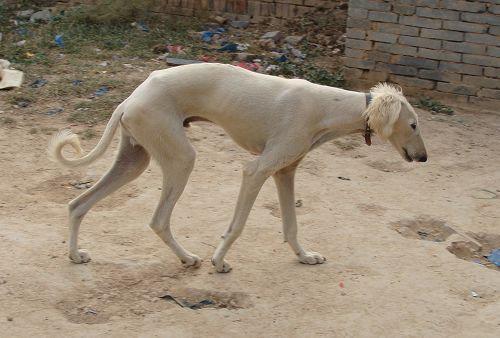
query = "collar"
(364, 92, 373, 146)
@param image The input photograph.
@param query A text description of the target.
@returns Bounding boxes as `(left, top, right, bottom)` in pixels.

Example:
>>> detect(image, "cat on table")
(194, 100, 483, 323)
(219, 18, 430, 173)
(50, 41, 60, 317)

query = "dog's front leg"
(211, 145, 307, 272)
(273, 162, 326, 265)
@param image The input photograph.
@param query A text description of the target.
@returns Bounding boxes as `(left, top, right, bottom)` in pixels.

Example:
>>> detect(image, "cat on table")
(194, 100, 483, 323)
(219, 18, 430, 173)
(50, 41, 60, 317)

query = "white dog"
(49, 63, 427, 272)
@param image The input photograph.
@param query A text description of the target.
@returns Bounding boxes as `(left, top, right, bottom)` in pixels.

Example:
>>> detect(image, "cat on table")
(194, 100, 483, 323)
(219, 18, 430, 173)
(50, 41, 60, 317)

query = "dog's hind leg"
(273, 161, 326, 265)
(128, 115, 201, 268)
(68, 130, 150, 263)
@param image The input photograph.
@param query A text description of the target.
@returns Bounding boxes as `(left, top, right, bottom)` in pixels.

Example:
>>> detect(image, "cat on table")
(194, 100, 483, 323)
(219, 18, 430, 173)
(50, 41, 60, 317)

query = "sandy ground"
(1, 90, 500, 337)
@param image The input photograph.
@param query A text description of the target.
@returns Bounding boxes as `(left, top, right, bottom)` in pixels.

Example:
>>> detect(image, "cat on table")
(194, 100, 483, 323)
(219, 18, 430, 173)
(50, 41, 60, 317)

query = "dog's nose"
(417, 154, 427, 162)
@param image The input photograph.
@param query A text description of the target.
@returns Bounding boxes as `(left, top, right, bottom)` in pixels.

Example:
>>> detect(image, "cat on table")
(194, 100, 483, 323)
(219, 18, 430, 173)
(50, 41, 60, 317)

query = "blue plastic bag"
(487, 249, 500, 267)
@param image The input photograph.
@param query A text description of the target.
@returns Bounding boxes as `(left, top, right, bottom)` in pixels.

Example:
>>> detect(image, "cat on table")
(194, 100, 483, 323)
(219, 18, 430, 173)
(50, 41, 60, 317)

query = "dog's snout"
(417, 154, 427, 162)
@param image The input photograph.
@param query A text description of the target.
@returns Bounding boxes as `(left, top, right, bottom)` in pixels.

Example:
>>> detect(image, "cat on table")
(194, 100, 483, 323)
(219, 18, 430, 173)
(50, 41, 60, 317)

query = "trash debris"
(218, 42, 239, 52)
(15, 40, 26, 47)
(54, 34, 64, 47)
(70, 179, 93, 189)
(230, 20, 250, 29)
(471, 291, 479, 298)
(290, 48, 306, 59)
(131, 21, 149, 32)
(167, 45, 184, 54)
(72, 80, 82, 86)
(161, 294, 214, 310)
(274, 54, 288, 63)
(98, 61, 108, 67)
(16, 100, 30, 108)
(93, 86, 109, 97)
(233, 61, 259, 72)
(166, 58, 204, 67)
(487, 249, 500, 267)
(45, 107, 64, 116)
(339, 281, 344, 288)
(295, 199, 303, 207)
(83, 307, 98, 315)
(337, 176, 351, 181)
(30, 9, 52, 23)
(200, 27, 225, 43)
(0, 59, 24, 90)
(265, 65, 280, 73)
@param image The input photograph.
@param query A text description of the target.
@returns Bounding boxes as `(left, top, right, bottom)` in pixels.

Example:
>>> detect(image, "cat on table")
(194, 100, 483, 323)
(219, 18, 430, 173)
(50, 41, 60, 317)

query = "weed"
(81, 128, 96, 139)
(414, 97, 454, 115)
(1, 116, 15, 125)
(274, 62, 345, 87)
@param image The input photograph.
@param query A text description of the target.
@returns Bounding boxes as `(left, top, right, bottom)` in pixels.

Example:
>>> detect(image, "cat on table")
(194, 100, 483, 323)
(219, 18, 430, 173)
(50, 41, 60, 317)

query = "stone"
(284, 35, 304, 45)
(30, 9, 52, 23)
(260, 31, 282, 42)
(230, 20, 250, 29)
(17, 9, 34, 19)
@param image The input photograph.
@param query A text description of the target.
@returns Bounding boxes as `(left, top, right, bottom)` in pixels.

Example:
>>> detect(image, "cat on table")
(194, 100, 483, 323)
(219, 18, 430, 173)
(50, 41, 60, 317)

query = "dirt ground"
(1, 68, 500, 337)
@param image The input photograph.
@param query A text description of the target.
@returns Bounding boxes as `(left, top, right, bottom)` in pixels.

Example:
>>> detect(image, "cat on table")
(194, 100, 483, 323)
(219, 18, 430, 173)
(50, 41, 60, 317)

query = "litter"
(218, 42, 238, 52)
(45, 107, 64, 116)
(337, 176, 351, 181)
(471, 291, 479, 298)
(200, 27, 225, 43)
(72, 80, 82, 86)
(30, 79, 47, 88)
(166, 58, 204, 67)
(284, 35, 304, 45)
(487, 248, 500, 267)
(131, 21, 149, 32)
(93, 86, 109, 97)
(161, 293, 214, 310)
(54, 34, 64, 47)
(15, 40, 26, 47)
(233, 61, 259, 72)
(0, 59, 24, 90)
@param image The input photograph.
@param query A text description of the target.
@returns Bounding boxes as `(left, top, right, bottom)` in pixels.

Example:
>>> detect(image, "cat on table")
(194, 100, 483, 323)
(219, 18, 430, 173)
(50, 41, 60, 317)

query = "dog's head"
(363, 83, 427, 162)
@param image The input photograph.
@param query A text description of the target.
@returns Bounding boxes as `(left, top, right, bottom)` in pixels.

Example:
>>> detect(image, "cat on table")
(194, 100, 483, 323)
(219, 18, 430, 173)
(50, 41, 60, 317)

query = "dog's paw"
(69, 249, 91, 264)
(298, 251, 326, 265)
(211, 258, 232, 273)
(181, 254, 202, 268)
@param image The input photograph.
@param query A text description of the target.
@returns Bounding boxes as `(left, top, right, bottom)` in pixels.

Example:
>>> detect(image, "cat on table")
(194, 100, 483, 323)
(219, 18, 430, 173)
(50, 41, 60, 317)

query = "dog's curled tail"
(48, 104, 124, 168)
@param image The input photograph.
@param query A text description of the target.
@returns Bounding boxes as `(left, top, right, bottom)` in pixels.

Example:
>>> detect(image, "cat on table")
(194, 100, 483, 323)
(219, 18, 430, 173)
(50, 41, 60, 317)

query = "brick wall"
(343, 0, 500, 108)
(154, 0, 339, 22)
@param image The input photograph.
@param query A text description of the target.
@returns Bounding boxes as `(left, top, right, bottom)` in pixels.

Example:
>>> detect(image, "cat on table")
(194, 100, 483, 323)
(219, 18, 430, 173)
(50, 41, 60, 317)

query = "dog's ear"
(363, 88, 402, 139)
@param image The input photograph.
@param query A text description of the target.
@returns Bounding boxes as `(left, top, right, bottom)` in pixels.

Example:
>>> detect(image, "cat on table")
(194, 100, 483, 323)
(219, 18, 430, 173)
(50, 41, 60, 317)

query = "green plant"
(414, 97, 454, 115)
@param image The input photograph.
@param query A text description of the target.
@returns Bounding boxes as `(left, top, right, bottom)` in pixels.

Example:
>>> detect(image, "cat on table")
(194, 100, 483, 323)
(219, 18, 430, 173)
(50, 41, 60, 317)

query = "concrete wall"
(343, 0, 500, 107)
(154, 0, 339, 22)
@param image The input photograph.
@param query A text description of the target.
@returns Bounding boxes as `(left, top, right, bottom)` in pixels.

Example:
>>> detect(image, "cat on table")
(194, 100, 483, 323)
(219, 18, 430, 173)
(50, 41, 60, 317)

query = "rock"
(290, 48, 306, 59)
(30, 9, 52, 23)
(284, 35, 304, 45)
(17, 9, 34, 19)
(7, 316, 13, 321)
(212, 16, 227, 25)
(258, 39, 276, 50)
(230, 20, 250, 29)
(45, 107, 64, 116)
(260, 31, 282, 42)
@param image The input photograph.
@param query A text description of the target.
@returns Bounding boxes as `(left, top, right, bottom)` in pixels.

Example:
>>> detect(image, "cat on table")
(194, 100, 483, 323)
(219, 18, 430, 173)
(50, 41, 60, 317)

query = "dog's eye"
(411, 123, 417, 130)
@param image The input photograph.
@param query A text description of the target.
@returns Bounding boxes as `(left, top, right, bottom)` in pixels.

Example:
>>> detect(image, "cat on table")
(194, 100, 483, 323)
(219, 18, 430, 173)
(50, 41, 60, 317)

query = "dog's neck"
(311, 90, 371, 149)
